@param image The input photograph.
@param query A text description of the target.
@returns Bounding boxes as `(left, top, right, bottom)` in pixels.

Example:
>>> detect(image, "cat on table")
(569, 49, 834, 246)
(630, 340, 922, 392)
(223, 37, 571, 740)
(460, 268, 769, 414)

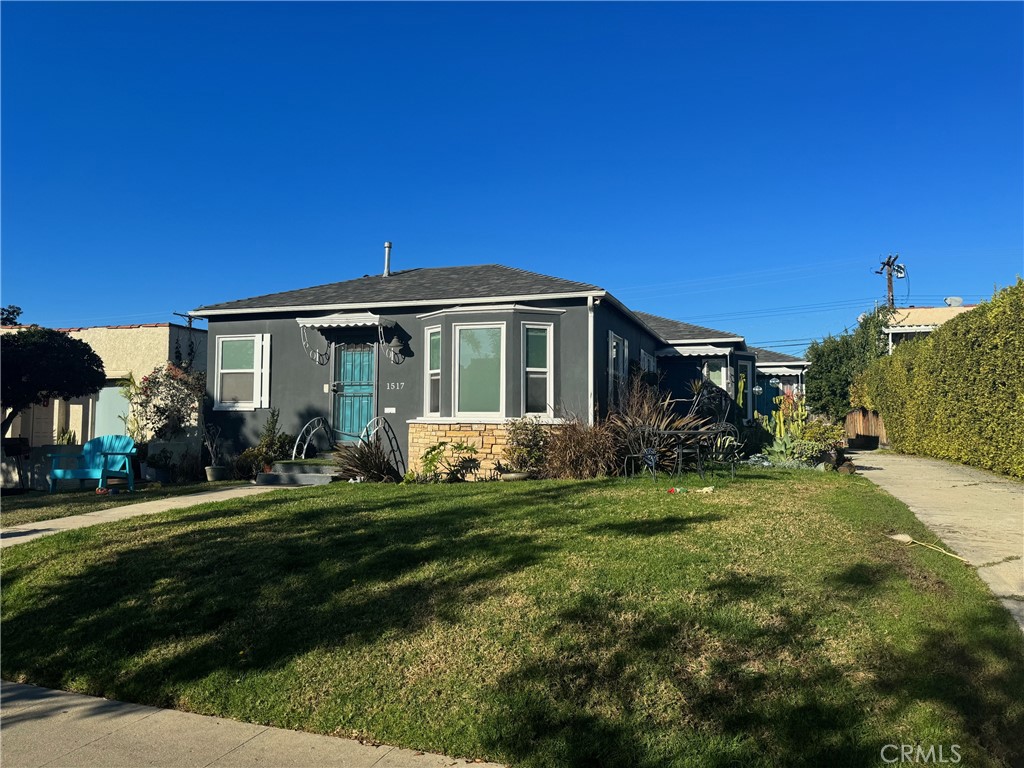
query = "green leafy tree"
(1, 305, 23, 325)
(1, 326, 106, 434)
(805, 307, 892, 421)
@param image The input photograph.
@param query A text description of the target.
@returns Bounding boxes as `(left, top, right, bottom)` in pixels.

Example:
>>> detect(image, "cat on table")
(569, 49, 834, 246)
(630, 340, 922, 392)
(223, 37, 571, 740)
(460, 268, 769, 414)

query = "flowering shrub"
(125, 363, 205, 440)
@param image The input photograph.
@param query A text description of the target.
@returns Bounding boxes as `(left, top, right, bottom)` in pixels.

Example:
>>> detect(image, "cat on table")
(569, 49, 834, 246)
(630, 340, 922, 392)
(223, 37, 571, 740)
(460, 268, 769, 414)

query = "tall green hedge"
(858, 279, 1024, 478)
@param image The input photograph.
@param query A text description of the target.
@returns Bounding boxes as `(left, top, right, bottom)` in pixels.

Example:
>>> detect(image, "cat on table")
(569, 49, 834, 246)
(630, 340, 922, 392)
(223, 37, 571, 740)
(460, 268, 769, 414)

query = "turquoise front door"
(333, 344, 376, 442)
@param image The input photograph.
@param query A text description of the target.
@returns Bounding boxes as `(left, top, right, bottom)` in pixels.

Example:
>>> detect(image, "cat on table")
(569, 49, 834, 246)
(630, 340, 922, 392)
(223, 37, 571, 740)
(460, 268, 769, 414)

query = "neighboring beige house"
(883, 305, 975, 353)
(2, 323, 207, 446)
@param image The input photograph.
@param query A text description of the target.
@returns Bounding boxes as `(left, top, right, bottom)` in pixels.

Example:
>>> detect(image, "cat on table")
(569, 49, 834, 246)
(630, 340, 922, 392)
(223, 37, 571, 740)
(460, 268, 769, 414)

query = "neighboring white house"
(2, 322, 207, 446)
(882, 305, 975, 354)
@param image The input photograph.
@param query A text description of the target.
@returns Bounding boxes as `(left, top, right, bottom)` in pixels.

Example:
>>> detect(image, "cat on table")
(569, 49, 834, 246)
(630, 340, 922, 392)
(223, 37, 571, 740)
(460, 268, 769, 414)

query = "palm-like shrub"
(335, 437, 402, 482)
(607, 376, 708, 474)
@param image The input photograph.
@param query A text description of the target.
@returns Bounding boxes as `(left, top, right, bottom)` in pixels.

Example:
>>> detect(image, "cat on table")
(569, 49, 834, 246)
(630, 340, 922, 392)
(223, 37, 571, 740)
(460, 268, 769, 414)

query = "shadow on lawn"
(591, 513, 724, 536)
(480, 562, 1024, 768)
(0, 483, 599, 705)
(479, 580, 887, 767)
(4, 480, 1023, 768)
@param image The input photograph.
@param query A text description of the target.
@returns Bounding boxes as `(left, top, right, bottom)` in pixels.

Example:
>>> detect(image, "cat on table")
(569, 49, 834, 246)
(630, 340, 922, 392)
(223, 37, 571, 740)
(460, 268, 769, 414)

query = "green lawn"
(2, 472, 1022, 767)
(0, 481, 247, 528)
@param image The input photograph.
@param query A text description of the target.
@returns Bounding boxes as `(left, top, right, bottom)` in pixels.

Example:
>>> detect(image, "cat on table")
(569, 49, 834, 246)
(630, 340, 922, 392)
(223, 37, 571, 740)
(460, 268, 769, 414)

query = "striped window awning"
(296, 313, 394, 329)
(656, 345, 731, 358)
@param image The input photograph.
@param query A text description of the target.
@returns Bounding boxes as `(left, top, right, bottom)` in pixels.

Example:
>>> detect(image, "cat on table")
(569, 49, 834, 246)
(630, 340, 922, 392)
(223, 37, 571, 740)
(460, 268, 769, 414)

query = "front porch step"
(255, 472, 340, 486)
(271, 462, 338, 475)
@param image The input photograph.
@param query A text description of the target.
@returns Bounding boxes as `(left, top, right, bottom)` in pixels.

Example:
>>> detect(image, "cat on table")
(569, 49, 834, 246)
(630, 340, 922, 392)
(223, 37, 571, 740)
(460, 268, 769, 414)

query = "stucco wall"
(1, 323, 206, 445)
(204, 299, 594, 466)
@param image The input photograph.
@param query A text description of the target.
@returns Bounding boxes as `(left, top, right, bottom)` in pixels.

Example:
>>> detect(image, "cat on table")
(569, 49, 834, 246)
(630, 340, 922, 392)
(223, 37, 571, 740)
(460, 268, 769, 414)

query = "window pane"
(526, 372, 547, 413)
(525, 327, 548, 369)
(222, 339, 255, 370)
(429, 375, 440, 414)
(221, 372, 254, 403)
(458, 327, 501, 413)
(429, 331, 441, 371)
(706, 361, 724, 388)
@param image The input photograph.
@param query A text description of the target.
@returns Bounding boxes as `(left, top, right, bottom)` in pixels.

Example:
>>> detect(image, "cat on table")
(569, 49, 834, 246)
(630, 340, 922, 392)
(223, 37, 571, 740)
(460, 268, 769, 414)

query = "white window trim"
(739, 360, 753, 420)
(703, 358, 726, 390)
(608, 331, 628, 406)
(522, 322, 554, 418)
(640, 349, 657, 374)
(453, 322, 506, 419)
(424, 325, 441, 416)
(214, 333, 271, 411)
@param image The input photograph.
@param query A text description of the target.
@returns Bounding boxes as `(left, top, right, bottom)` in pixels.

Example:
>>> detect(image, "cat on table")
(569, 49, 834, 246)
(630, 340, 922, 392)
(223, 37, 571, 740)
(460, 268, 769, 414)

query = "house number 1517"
(386, 382, 405, 390)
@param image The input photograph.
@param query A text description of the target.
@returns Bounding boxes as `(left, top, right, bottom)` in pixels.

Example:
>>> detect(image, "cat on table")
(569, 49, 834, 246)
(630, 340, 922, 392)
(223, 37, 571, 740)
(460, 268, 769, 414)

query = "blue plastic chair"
(48, 435, 136, 493)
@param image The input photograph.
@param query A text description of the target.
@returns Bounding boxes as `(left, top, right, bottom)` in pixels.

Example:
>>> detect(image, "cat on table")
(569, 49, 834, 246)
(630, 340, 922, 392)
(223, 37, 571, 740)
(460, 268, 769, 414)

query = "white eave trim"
(416, 304, 567, 320)
(296, 312, 393, 328)
(884, 325, 939, 334)
(190, 290, 605, 318)
(664, 336, 744, 344)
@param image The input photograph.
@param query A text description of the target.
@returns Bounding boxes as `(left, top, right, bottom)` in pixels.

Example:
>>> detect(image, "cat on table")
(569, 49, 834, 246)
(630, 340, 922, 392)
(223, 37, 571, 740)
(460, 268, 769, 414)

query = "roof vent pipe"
(383, 242, 393, 277)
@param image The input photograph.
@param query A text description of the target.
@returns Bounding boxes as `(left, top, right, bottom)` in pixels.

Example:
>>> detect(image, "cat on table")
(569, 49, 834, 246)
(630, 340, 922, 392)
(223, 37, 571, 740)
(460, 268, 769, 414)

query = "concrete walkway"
(0, 681, 503, 768)
(855, 451, 1024, 630)
(0, 486, 280, 549)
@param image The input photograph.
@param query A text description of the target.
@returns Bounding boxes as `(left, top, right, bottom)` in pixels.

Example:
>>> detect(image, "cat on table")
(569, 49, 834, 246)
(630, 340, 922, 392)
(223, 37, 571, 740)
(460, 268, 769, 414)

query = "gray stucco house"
(190, 263, 757, 473)
(635, 312, 758, 424)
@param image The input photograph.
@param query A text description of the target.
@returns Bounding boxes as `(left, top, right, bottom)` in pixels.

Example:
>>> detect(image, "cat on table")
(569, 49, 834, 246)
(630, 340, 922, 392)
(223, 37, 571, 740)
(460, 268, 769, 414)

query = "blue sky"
(2, 2, 1021, 354)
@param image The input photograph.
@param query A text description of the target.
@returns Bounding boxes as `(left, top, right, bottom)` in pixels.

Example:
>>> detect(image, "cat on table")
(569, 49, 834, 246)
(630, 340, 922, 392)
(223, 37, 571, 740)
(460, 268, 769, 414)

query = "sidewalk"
(0, 486, 280, 549)
(854, 451, 1024, 630)
(1, 682, 503, 768)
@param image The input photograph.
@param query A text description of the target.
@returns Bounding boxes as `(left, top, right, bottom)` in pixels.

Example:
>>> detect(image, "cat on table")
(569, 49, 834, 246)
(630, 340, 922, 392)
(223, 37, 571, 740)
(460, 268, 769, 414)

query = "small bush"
(233, 408, 295, 479)
(503, 417, 550, 475)
(544, 418, 616, 479)
(335, 438, 401, 482)
(418, 441, 480, 483)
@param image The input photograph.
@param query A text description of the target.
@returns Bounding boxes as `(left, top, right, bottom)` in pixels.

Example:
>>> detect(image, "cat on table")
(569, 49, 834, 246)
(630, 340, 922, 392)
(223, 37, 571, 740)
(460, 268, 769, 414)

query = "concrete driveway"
(855, 451, 1024, 630)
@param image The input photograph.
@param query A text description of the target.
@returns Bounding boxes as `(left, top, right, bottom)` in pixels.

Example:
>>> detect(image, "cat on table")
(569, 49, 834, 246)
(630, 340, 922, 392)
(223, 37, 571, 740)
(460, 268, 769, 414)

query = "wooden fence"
(844, 408, 888, 447)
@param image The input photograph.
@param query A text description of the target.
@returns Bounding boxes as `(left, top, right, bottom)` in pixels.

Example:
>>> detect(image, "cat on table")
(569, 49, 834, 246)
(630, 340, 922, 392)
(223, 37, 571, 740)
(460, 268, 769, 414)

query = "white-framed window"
(454, 322, 505, 417)
(640, 349, 657, 374)
(704, 359, 726, 391)
(738, 360, 753, 420)
(522, 323, 553, 417)
(608, 331, 628, 407)
(425, 326, 441, 415)
(214, 334, 270, 410)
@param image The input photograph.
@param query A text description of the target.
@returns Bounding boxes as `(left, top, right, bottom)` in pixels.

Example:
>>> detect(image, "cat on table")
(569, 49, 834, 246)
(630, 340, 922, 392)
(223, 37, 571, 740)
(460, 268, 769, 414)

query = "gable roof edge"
(191, 289, 607, 318)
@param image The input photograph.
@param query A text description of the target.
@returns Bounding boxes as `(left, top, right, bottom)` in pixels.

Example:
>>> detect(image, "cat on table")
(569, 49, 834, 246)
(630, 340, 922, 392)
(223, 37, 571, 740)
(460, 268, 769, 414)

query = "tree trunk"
(1, 407, 22, 437)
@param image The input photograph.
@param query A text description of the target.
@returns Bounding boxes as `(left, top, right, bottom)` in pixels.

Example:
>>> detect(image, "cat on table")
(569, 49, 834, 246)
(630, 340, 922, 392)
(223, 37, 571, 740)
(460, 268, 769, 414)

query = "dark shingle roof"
(633, 311, 743, 343)
(749, 346, 807, 364)
(193, 264, 602, 313)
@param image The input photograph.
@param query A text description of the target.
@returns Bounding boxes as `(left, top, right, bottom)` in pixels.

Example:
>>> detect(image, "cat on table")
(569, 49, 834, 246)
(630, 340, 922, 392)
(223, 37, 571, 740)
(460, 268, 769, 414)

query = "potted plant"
(202, 424, 230, 482)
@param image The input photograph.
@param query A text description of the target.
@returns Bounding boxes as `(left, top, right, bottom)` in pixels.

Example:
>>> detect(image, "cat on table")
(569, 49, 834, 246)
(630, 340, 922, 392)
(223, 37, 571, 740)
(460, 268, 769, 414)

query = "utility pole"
(875, 254, 900, 309)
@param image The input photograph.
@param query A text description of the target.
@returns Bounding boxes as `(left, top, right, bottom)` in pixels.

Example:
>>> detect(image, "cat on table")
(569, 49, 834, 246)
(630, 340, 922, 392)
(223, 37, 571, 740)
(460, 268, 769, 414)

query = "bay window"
(523, 323, 553, 416)
(425, 327, 441, 415)
(455, 323, 505, 416)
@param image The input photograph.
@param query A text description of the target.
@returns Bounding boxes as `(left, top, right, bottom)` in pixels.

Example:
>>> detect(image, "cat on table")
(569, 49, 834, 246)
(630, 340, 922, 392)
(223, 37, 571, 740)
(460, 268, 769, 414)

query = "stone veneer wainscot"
(407, 421, 511, 476)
